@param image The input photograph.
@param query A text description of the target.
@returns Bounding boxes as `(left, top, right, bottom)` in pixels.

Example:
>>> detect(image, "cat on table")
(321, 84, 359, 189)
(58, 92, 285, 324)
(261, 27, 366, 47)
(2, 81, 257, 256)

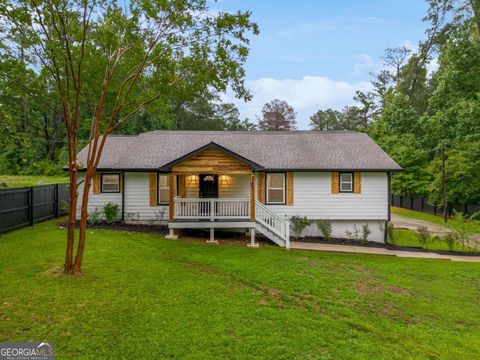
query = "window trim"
(265, 172, 286, 205)
(157, 173, 171, 205)
(100, 173, 121, 193)
(339, 172, 354, 193)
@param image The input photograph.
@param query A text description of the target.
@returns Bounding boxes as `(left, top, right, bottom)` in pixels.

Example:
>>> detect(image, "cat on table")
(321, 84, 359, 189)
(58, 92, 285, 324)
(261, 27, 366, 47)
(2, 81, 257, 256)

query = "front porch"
(159, 143, 289, 247)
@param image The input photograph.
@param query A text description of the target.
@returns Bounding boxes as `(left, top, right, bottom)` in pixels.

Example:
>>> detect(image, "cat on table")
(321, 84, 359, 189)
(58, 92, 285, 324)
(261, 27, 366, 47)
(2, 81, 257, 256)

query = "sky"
(211, 0, 430, 129)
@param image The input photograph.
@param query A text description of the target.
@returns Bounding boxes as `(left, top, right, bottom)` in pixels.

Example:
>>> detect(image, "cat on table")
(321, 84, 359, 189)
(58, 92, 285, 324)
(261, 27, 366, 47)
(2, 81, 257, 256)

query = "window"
(266, 173, 285, 204)
(339, 172, 353, 193)
(158, 174, 170, 204)
(101, 174, 120, 193)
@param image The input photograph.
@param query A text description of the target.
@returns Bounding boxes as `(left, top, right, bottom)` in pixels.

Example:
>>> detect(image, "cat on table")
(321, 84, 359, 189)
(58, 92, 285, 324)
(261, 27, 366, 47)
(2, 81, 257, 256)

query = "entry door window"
(199, 174, 219, 198)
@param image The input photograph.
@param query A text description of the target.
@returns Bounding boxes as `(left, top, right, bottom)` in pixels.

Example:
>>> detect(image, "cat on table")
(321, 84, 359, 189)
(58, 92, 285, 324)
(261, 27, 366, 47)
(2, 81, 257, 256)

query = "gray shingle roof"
(76, 130, 402, 171)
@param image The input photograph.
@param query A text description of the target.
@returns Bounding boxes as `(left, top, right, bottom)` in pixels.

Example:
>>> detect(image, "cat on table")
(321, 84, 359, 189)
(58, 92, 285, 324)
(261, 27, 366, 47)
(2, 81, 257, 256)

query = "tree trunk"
(72, 169, 94, 274)
(64, 164, 78, 273)
(43, 114, 51, 160)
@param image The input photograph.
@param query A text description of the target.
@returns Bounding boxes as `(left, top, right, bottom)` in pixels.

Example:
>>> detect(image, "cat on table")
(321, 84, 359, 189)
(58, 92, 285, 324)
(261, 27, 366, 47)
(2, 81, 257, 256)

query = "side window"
(339, 172, 353, 193)
(158, 175, 170, 204)
(266, 173, 285, 204)
(101, 174, 120, 193)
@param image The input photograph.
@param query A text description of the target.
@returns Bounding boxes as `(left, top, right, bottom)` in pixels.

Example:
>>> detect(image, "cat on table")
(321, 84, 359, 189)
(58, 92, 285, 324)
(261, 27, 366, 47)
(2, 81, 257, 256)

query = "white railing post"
(210, 198, 214, 221)
(285, 220, 290, 249)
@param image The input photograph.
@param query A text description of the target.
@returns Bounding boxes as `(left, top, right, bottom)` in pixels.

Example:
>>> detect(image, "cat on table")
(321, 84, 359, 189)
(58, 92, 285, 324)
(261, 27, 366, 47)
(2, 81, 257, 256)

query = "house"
(76, 130, 402, 248)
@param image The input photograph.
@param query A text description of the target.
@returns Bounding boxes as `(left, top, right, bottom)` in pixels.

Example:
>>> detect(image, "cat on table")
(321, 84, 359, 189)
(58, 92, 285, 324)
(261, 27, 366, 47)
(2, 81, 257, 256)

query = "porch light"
(187, 175, 198, 186)
(219, 175, 230, 185)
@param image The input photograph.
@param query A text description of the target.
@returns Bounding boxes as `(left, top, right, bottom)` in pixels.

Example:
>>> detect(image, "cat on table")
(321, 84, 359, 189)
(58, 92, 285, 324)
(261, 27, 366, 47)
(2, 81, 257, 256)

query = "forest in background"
(1, 0, 479, 206)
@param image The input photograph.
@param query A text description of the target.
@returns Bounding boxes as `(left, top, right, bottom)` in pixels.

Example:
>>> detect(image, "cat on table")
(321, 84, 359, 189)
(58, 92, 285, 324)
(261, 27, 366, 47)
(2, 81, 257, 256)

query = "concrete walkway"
(290, 242, 480, 263)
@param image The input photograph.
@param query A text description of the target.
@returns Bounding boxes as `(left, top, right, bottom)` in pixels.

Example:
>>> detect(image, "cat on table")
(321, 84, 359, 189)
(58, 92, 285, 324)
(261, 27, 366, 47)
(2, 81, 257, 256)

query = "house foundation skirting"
(168, 221, 255, 229)
(168, 221, 257, 246)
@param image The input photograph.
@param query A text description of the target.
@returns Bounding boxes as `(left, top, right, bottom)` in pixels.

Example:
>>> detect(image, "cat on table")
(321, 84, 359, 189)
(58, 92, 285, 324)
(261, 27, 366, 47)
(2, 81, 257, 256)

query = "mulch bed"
(58, 221, 480, 256)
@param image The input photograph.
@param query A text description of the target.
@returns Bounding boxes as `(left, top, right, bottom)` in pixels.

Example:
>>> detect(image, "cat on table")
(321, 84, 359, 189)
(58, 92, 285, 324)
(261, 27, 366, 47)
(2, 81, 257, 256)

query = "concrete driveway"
(390, 214, 450, 235)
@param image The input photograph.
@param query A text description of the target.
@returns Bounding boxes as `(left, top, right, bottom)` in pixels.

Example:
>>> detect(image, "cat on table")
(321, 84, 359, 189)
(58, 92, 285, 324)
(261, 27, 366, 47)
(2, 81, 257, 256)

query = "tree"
(257, 99, 296, 131)
(2, 0, 258, 274)
(310, 109, 343, 130)
(381, 46, 412, 86)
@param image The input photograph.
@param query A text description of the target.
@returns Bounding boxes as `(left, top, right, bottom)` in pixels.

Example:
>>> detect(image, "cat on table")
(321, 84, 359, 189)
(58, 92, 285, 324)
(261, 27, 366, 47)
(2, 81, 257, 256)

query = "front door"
(199, 174, 219, 198)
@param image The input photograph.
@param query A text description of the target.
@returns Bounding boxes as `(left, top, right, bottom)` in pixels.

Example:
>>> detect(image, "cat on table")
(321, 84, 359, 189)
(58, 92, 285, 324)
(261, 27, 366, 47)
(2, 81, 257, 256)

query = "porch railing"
(255, 200, 289, 242)
(173, 198, 250, 220)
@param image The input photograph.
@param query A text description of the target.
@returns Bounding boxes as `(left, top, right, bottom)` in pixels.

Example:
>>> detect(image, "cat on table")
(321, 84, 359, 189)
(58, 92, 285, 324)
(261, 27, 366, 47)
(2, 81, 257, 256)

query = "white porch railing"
(174, 198, 250, 220)
(255, 200, 290, 247)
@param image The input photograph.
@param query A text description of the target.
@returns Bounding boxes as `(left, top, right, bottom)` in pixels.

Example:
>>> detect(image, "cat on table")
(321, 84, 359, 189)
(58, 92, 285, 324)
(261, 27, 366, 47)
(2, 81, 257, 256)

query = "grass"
(390, 228, 477, 252)
(0, 175, 68, 188)
(2, 221, 480, 359)
(391, 206, 480, 233)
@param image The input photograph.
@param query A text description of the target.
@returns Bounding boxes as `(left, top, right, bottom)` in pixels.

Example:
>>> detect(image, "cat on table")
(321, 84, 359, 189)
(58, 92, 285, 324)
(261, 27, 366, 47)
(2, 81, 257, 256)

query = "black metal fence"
(391, 194, 480, 217)
(0, 184, 70, 234)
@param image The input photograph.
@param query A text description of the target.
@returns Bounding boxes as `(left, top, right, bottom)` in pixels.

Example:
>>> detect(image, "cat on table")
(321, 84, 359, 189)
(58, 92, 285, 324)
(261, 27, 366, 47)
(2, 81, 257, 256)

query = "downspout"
(384, 172, 391, 244)
(121, 171, 125, 222)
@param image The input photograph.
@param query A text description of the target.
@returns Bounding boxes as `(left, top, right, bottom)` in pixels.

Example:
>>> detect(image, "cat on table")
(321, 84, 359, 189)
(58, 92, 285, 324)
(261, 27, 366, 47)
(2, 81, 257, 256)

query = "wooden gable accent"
(171, 148, 252, 175)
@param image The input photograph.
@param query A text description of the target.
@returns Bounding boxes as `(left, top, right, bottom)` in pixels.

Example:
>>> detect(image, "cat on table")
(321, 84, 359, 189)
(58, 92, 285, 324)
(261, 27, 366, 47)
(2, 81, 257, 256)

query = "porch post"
(250, 173, 255, 221)
(247, 227, 258, 248)
(169, 174, 175, 222)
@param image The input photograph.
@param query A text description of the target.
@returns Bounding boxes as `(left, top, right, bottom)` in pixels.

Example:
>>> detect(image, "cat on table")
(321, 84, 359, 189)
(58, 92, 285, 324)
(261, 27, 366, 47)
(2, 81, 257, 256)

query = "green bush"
(290, 216, 310, 238)
(103, 202, 119, 224)
(416, 226, 431, 249)
(316, 220, 332, 241)
(386, 222, 400, 245)
(88, 208, 102, 225)
(360, 224, 371, 244)
(443, 231, 459, 252)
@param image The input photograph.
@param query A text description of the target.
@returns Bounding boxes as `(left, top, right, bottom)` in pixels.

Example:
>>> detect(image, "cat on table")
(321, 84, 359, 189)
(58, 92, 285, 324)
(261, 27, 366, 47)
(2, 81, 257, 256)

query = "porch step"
(255, 222, 286, 247)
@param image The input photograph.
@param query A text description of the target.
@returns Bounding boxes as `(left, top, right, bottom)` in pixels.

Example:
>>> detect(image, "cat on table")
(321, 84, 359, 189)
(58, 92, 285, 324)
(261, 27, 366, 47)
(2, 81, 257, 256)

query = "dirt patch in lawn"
(43, 266, 65, 277)
(356, 278, 408, 296)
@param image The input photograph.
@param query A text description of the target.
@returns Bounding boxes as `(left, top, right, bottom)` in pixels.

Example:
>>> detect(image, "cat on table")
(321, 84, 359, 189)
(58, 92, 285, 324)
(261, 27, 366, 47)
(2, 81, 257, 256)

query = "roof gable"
(160, 142, 263, 172)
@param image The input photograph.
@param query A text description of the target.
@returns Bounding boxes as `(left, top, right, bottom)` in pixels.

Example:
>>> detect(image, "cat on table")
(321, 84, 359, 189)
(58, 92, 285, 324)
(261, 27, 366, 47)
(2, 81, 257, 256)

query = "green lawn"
(391, 228, 477, 252)
(0, 175, 68, 188)
(2, 221, 480, 359)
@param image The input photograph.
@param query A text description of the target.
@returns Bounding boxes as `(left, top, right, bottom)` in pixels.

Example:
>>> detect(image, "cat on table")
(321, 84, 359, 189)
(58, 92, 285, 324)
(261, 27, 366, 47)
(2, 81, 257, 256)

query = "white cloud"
(352, 53, 377, 75)
(223, 76, 372, 129)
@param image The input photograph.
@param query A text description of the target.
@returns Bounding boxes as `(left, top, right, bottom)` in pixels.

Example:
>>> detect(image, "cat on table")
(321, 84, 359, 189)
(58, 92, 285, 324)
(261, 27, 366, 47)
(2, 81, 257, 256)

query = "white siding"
(76, 173, 122, 220)
(124, 172, 168, 223)
(258, 172, 388, 221)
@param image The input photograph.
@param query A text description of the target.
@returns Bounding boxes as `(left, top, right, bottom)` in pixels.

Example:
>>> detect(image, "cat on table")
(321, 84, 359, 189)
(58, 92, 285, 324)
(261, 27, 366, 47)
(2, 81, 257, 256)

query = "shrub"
(316, 220, 332, 241)
(443, 231, 459, 252)
(416, 226, 430, 249)
(345, 226, 360, 241)
(88, 208, 101, 225)
(386, 222, 400, 245)
(290, 216, 310, 238)
(361, 224, 371, 244)
(468, 211, 480, 221)
(103, 202, 119, 224)
(60, 199, 70, 214)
